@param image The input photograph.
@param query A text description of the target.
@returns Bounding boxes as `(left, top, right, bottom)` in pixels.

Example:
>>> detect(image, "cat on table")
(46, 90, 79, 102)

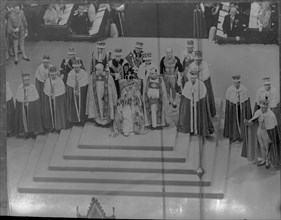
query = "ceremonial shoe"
(265, 163, 270, 169)
(257, 161, 266, 167)
(23, 57, 30, 62)
(14, 60, 18, 65)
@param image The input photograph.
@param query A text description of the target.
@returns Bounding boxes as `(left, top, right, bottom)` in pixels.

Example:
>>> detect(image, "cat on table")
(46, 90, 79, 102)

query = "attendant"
(257, 1, 272, 31)
(143, 64, 169, 129)
(90, 41, 109, 74)
(189, 51, 216, 117)
(160, 48, 183, 108)
(177, 65, 214, 136)
(7, 4, 30, 65)
(86, 63, 117, 126)
(108, 48, 127, 98)
(43, 66, 68, 132)
(15, 73, 43, 138)
(66, 58, 89, 125)
(180, 40, 195, 88)
(244, 100, 280, 169)
(6, 82, 16, 137)
(223, 75, 252, 142)
(125, 41, 145, 72)
(34, 55, 53, 130)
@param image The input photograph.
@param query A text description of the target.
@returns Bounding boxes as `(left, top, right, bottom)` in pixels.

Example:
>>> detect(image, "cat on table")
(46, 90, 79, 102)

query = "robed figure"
(143, 64, 169, 129)
(223, 75, 252, 142)
(90, 41, 109, 74)
(108, 48, 127, 98)
(177, 67, 214, 136)
(180, 40, 195, 88)
(254, 76, 281, 132)
(60, 48, 85, 84)
(66, 58, 89, 125)
(137, 52, 152, 81)
(7, 81, 16, 136)
(34, 54, 53, 129)
(190, 51, 216, 117)
(86, 63, 118, 126)
(243, 100, 280, 170)
(111, 79, 145, 137)
(43, 66, 68, 132)
(125, 41, 144, 71)
(15, 73, 43, 138)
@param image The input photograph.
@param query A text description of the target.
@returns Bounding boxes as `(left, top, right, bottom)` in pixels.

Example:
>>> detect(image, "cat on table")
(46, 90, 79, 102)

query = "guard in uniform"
(70, 4, 90, 35)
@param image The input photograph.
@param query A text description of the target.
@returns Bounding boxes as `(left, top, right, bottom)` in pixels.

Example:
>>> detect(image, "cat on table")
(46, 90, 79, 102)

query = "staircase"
(18, 98, 228, 200)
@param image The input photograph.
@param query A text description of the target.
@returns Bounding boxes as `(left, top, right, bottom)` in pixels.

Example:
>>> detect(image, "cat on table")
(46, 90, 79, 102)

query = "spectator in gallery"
(108, 2, 125, 37)
(222, 6, 243, 38)
(257, 1, 272, 31)
(7, 4, 30, 65)
(71, 4, 90, 35)
(43, 4, 59, 25)
(200, 2, 220, 38)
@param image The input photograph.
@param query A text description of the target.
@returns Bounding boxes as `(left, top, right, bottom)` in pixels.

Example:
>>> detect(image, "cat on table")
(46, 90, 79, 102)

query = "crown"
(232, 74, 241, 81)
(187, 40, 194, 47)
(114, 48, 123, 55)
(96, 41, 106, 48)
(194, 50, 202, 58)
(42, 55, 50, 62)
(49, 66, 57, 73)
(263, 76, 271, 84)
(143, 52, 152, 60)
(189, 64, 199, 75)
(67, 48, 76, 54)
(259, 99, 269, 107)
(135, 42, 143, 48)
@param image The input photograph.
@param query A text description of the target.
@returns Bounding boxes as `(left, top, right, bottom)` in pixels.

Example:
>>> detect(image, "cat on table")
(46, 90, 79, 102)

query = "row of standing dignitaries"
(223, 74, 280, 170)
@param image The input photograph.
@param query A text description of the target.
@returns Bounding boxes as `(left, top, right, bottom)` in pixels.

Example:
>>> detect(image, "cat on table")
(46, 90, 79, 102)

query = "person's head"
(143, 52, 152, 65)
(149, 64, 158, 79)
(42, 55, 50, 68)
(263, 76, 271, 91)
(232, 75, 241, 89)
(229, 6, 238, 17)
(261, 2, 271, 11)
(67, 48, 76, 59)
(260, 100, 269, 113)
(114, 48, 122, 61)
(186, 40, 194, 53)
(95, 63, 104, 75)
(73, 58, 82, 73)
(134, 42, 143, 54)
(14, 4, 21, 12)
(49, 66, 58, 80)
(123, 63, 130, 73)
(189, 66, 199, 84)
(78, 5, 84, 13)
(165, 48, 173, 59)
(194, 51, 202, 65)
(22, 74, 31, 86)
(96, 41, 106, 53)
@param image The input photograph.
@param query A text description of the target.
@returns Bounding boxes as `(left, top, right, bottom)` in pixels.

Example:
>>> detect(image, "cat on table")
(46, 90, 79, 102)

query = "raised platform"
(18, 99, 226, 200)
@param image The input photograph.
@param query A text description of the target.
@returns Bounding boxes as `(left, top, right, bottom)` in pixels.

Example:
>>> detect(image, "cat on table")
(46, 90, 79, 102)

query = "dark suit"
(71, 12, 89, 34)
(222, 14, 243, 37)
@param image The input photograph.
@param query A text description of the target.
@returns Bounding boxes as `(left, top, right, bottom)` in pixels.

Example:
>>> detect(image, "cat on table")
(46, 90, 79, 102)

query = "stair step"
(79, 123, 176, 149)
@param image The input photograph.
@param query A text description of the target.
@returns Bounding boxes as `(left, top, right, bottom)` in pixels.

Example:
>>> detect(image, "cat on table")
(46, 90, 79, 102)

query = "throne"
(76, 197, 115, 219)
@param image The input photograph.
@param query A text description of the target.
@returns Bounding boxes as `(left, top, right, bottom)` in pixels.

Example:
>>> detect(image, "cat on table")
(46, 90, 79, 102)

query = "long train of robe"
(242, 115, 280, 170)
(14, 84, 43, 135)
(177, 80, 214, 136)
(66, 69, 89, 124)
(223, 85, 252, 142)
(86, 73, 117, 125)
(43, 78, 68, 130)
